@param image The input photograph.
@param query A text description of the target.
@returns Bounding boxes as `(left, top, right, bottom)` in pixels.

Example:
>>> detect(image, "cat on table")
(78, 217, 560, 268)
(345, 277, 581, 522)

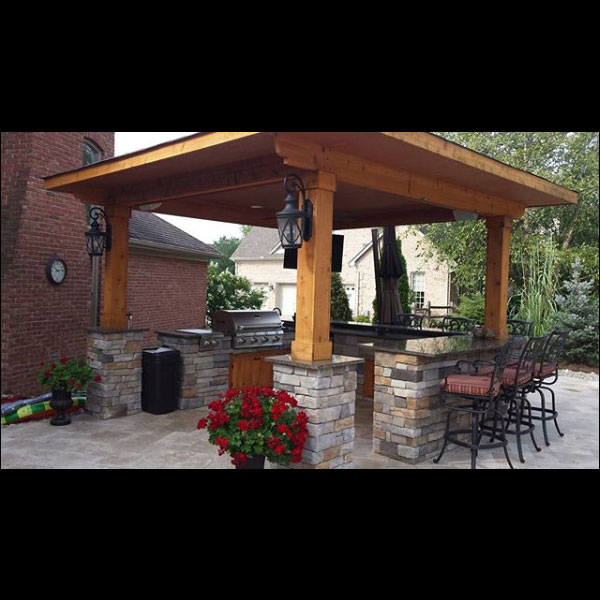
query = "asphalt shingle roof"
(230, 227, 281, 260)
(129, 211, 222, 258)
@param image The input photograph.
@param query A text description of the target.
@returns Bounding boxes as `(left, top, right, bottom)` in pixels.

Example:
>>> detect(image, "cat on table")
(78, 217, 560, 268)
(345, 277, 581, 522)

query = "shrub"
(553, 259, 599, 366)
(456, 293, 485, 323)
(331, 273, 353, 322)
(206, 264, 266, 326)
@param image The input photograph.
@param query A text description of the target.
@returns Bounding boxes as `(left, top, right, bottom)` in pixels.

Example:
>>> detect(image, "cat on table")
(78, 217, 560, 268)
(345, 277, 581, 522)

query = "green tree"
(331, 273, 353, 322)
(206, 264, 266, 326)
(211, 235, 242, 274)
(553, 259, 599, 366)
(397, 238, 411, 313)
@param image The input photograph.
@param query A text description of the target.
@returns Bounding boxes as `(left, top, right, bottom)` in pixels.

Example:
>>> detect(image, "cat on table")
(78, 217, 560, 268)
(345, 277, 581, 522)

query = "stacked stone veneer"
(86, 329, 147, 419)
(373, 348, 498, 463)
(157, 332, 231, 409)
(333, 333, 376, 401)
(157, 330, 296, 410)
(269, 355, 363, 470)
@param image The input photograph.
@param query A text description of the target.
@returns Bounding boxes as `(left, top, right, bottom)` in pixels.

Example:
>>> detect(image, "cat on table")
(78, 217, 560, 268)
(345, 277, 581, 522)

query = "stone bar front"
(268, 355, 364, 470)
(370, 336, 507, 464)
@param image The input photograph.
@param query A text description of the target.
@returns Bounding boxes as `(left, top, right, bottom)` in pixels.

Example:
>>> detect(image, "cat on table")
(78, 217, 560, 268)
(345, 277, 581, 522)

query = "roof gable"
(129, 211, 222, 258)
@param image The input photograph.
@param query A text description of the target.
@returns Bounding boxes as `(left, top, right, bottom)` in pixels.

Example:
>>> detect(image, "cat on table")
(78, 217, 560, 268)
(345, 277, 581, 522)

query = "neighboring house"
(231, 227, 452, 320)
(1, 132, 220, 396)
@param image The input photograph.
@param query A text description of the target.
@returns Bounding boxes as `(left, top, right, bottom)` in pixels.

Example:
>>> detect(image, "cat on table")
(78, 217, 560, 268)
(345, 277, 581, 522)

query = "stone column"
(86, 329, 148, 419)
(267, 355, 363, 470)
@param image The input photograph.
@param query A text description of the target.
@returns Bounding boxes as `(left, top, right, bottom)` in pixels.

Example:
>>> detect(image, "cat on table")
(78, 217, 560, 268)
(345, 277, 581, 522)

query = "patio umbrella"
(378, 226, 405, 325)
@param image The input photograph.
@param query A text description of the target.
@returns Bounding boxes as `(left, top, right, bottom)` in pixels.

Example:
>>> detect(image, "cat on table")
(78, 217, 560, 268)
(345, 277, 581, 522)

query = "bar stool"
(499, 335, 550, 463)
(528, 331, 569, 446)
(434, 337, 518, 470)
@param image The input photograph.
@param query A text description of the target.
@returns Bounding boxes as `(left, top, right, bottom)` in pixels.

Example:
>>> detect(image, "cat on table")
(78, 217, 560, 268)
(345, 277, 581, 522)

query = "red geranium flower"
(60, 357, 68, 364)
(198, 388, 308, 468)
(94, 375, 102, 383)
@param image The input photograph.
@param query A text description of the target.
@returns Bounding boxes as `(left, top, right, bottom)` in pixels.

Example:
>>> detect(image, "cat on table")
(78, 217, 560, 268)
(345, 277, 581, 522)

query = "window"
(411, 272, 426, 309)
(83, 139, 103, 166)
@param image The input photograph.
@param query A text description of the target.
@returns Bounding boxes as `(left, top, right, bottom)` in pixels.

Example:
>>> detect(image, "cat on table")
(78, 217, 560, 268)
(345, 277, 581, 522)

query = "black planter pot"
(50, 389, 73, 426)
(236, 455, 266, 470)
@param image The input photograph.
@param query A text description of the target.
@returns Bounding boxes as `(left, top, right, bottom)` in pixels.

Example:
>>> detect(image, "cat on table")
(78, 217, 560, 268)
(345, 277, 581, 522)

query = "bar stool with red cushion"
(434, 337, 518, 470)
(528, 331, 569, 446)
(497, 335, 550, 464)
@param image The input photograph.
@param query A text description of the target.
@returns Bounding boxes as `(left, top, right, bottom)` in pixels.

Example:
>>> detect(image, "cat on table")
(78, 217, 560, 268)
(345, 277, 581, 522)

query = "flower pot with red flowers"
(38, 358, 101, 426)
(198, 388, 309, 469)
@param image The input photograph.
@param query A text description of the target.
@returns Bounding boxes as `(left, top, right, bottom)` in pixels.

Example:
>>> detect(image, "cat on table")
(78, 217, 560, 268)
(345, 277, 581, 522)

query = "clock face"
(47, 259, 67, 285)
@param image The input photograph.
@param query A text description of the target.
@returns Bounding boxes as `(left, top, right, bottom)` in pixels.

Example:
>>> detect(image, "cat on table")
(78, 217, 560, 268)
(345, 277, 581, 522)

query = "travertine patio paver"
(1, 377, 597, 469)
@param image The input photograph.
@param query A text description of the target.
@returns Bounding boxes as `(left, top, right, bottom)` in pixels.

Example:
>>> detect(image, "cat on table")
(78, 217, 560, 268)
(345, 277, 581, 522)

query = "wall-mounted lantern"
(86, 207, 112, 257)
(276, 174, 313, 250)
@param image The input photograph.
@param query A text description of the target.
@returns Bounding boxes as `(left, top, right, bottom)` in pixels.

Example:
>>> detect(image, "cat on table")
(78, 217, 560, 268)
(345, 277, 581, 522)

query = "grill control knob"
(262, 336, 270, 343)
(251, 338, 258, 344)
(237, 338, 246, 345)
(211, 340, 219, 347)
(273, 336, 281, 342)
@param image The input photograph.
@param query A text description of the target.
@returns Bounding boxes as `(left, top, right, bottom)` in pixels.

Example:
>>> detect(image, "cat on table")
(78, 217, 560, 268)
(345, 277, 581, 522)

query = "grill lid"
(212, 310, 283, 334)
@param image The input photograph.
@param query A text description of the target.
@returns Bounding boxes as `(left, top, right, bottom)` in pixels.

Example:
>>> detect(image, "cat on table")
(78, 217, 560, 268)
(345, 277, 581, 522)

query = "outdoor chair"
(434, 337, 519, 470)
(507, 319, 534, 337)
(492, 335, 550, 464)
(440, 316, 478, 334)
(527, 331, 569, 446)
(395, 314, 424, 330)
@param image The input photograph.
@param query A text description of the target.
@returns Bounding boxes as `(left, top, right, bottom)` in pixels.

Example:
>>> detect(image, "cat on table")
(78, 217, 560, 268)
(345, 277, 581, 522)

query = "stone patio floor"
(1, 376, 598, 469)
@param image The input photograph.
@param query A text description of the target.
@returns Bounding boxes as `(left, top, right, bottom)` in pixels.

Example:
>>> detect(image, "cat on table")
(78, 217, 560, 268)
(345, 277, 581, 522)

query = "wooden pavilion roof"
(44, 132, 578, 230)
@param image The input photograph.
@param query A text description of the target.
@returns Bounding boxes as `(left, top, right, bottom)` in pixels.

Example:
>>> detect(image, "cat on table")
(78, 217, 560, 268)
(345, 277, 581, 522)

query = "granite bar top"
(371, 336, 507, 358)
(266, 354, 365, 369)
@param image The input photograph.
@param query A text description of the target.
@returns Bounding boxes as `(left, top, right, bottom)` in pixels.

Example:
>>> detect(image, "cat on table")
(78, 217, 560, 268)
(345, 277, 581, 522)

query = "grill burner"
(212, 310, 285, 349)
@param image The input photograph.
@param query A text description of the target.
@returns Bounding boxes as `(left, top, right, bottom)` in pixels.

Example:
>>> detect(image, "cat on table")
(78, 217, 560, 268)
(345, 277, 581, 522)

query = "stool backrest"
(507, 335, 549, 388)
(396, 314, 424, 329)
(487, 337, 521, 395)
(507, 319, 534, 337)
(441, 316, 477, 333)
(539, 330, 569, 375)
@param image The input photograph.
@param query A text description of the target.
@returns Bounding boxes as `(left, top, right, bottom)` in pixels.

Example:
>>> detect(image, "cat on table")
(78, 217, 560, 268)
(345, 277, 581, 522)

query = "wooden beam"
(100, 205, 131, 330)
(116, 155, 290, 207)
(484, 216, 512, 340)
(274, 133, 527, 219)
(44, 132, 264, 191)
(291, 171, 336, 362)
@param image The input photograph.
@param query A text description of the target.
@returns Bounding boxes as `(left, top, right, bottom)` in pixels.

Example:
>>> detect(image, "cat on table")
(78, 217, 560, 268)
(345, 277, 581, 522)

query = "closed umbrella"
(379, 226, 405, 325)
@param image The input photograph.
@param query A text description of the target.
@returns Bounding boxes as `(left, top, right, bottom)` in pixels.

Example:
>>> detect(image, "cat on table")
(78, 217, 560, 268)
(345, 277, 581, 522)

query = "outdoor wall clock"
(46, 258, 68, 285)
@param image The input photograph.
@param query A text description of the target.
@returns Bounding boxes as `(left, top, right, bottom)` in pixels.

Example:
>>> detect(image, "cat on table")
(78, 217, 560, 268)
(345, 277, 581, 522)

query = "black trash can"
(142, 347, 181, 415)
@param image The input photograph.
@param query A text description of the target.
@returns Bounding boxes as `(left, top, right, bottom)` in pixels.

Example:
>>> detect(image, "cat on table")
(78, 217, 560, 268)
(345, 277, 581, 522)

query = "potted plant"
(38, 358, 101, 426)
(197, 387, 309, 469)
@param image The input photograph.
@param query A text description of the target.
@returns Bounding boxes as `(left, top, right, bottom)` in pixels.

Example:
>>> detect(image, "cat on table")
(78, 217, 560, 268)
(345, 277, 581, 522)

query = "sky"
(115, 132, 244, 244)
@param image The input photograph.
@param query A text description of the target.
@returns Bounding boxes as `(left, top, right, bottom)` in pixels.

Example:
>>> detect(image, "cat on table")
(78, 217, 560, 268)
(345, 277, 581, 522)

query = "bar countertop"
(371, 336, 508, 358)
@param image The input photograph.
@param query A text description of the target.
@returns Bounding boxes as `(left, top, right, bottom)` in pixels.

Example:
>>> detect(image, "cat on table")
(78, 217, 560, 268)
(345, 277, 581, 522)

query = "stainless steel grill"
(212, 310, 284, 349)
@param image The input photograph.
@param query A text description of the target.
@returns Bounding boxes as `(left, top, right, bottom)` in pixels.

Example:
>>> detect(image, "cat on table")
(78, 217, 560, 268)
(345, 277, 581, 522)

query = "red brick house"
(1, 132, 220, 396)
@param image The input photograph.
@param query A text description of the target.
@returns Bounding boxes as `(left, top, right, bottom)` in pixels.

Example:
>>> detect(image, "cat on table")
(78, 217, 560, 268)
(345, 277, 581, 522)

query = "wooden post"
(100, 205, 131, 330)
(291, 171, 336, 362)
(484, 216, 512, 340)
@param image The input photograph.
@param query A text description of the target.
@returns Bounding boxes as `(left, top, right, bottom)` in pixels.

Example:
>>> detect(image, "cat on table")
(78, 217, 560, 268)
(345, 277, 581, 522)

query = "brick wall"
(1, 132, 210, 397)
(127, 253, 208, 347)
(1, 132, 114, 396)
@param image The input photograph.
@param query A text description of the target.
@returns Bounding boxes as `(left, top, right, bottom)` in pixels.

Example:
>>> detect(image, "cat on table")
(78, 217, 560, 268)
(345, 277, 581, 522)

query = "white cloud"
(115, 132, 244, 244)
